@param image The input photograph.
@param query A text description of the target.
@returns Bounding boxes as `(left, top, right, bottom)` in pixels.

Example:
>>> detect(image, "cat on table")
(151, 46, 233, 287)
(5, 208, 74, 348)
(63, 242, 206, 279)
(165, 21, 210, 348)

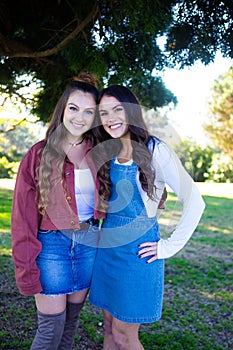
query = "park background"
(0, 1, 233, 349)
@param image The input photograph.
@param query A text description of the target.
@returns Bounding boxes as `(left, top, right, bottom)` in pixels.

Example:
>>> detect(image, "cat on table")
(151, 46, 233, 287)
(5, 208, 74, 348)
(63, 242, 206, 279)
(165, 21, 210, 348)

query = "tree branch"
(0, 118, 27, 133)
(0, 3, 99, 58)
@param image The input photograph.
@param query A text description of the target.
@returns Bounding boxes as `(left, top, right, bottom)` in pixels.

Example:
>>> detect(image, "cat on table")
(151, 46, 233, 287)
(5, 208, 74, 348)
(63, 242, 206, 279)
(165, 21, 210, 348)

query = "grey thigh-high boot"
(30, 309, 66, 350)
(57, 301, 85, 350)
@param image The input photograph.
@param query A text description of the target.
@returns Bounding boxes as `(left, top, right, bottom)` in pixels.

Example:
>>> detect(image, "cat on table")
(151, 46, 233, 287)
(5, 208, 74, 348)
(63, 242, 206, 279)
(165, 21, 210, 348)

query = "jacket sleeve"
(154, 142, 206, 259)
(11, 146, 43, 296)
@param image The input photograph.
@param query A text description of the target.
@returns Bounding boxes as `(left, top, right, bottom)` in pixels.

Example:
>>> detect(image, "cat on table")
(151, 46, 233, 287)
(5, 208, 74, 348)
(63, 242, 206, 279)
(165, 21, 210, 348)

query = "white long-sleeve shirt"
(115, 140, 205, 259)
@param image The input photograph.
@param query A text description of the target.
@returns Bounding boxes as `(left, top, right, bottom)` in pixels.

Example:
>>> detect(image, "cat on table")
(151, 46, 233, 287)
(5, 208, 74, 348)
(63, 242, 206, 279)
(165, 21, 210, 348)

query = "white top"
(115, 140, 205, 259)
(74, 168, 95, 221)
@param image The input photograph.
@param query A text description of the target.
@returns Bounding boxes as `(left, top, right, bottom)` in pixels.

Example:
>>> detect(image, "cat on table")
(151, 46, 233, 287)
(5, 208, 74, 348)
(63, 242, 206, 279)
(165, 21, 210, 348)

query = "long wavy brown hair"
(93, 85, 157, 206)
(37, 71, 99, 214)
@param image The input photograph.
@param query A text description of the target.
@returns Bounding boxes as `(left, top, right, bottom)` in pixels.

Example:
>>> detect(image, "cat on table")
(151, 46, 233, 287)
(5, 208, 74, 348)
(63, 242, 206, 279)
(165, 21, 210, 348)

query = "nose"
(75, 111, 85, 121)
(107, 113, 116, 123)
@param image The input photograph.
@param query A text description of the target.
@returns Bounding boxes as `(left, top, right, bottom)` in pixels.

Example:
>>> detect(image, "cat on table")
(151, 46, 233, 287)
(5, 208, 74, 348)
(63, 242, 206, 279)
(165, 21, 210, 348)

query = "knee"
(111, 320, 141, 350)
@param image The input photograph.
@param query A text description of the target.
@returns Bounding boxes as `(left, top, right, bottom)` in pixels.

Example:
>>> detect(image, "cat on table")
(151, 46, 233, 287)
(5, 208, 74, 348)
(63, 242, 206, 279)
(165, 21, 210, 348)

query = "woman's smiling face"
(63, 90, 96, 140)
(99, 95, 129, 138)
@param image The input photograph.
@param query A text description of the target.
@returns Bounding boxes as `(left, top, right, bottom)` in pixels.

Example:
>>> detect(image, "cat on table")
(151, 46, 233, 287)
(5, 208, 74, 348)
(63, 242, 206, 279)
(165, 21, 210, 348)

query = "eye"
(85, 110, 95, 116)
(99, 111, 107, 117)
(115, 107, 123, 113)
(68, 105, 78, 112)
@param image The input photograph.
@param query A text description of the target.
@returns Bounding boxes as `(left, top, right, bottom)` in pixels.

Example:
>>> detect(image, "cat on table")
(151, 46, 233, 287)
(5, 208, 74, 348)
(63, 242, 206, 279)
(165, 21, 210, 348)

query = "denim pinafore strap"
(98, 159, 160, 248)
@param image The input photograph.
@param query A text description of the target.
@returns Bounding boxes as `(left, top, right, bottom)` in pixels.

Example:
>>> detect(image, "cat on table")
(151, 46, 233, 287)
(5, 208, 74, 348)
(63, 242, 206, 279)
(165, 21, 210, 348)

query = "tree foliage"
(204, 66, 233, 161)
(209, 153, 233, 183)
(0, 0, 233, 122)
(174, 140, 214, 182)
(166, 0, 233, 67)
(0, 119, 40, 177)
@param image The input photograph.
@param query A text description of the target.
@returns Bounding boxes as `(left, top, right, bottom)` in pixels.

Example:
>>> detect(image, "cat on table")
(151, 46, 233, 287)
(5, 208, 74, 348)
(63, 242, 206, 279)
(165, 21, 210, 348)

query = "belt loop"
(78, 217, 101, 230)
(99, 218, 103, 231)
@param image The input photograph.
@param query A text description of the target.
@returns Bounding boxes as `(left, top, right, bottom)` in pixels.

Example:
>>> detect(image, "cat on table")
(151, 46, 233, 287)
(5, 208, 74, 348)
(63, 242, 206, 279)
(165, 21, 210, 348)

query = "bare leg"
(112, 317, 144, 350)
(103, 310, 118, 350)
(67, 289, 88, 304)
(35, 293, 67, 314)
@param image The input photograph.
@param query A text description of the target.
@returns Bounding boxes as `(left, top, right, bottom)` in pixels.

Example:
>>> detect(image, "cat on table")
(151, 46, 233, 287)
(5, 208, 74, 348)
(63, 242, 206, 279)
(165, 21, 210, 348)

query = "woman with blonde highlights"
(11, 72, 105, 349)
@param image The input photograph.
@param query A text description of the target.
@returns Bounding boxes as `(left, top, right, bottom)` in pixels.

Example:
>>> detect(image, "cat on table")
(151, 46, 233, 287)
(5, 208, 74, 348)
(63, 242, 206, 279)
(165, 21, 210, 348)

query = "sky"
(157, 51, 233, 146)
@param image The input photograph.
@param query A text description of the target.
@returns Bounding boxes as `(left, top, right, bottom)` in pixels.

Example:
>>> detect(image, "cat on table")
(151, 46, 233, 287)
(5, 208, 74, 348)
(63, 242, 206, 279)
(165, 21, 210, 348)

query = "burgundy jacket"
(11, 140, 105, 296)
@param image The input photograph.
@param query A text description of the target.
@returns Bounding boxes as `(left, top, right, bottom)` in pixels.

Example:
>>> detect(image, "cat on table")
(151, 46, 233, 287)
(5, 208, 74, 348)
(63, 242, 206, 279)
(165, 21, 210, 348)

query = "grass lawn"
(0, 181, 232, 349)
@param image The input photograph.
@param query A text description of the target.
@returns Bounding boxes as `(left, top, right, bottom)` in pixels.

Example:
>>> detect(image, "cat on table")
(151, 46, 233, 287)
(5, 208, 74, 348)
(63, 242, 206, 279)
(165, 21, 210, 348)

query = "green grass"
(0, 188, 13, 231)
(0, 187, 232, 349)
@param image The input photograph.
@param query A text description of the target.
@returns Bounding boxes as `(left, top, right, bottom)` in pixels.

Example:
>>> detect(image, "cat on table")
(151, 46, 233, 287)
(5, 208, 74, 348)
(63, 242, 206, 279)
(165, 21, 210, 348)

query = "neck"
(67, 137, 85, 147)
(120, 132, 131, 149)
(118, 137, 132, 163)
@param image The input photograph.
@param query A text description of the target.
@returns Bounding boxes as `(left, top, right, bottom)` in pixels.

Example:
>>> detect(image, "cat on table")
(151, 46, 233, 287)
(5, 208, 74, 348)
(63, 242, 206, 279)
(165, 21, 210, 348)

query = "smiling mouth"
(72, 122, 84, 128)
(109, 123, 122, 130)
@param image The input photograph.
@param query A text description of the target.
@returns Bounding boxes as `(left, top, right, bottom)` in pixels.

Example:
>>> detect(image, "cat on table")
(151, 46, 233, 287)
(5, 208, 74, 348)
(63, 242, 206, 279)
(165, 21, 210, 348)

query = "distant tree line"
(174, 140, 233, 183)
(204, 66, 233, 162)
(1, 121, 232, 183)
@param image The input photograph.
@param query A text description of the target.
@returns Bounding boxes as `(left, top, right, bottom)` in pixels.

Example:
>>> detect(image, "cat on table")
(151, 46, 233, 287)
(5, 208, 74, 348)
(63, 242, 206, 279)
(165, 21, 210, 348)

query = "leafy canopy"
(0, 0, 233, 122)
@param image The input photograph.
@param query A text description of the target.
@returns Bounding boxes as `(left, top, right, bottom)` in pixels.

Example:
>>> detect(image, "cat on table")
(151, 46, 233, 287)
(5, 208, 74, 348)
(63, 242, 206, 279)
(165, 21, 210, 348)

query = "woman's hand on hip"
(138, 242, 158, 263)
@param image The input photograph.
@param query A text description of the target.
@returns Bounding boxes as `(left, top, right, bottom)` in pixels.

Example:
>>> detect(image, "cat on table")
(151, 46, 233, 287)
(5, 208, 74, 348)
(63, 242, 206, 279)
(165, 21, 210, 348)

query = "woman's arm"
(139, 142, 205, 260)
(11, 145, 43, 296)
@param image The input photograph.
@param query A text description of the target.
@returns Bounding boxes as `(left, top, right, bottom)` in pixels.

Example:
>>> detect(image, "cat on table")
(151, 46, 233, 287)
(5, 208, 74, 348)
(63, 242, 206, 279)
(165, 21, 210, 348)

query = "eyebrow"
(67, 102, 95, 110)
(99, 103, 122, 112)
(113, 104, 123, 110)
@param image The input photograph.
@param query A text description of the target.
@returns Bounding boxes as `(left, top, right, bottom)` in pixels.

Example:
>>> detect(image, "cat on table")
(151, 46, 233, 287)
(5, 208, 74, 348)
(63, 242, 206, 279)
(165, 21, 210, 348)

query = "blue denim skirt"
(36, 228, 98, 296)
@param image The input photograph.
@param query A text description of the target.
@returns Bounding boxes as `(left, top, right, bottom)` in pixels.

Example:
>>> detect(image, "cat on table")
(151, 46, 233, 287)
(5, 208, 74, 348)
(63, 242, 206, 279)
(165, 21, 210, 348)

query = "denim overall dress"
(89, 159, 164, 323)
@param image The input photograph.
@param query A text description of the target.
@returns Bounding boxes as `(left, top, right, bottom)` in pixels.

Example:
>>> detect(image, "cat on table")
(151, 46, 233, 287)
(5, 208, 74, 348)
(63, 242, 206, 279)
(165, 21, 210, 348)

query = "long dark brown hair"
(37, 71, 99, 213)
(93, 85, 157, 205)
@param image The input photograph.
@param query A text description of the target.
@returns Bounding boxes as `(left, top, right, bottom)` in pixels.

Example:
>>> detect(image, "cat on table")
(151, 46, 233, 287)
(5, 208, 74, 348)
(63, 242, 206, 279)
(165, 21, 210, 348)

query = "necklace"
(68, 138, 85, 147)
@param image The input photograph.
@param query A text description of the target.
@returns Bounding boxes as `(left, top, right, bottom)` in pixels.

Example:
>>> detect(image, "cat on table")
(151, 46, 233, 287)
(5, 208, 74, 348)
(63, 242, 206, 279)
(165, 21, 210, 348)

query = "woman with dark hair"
(89, 85, 205, 350)
(11, 72, 105, 350)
